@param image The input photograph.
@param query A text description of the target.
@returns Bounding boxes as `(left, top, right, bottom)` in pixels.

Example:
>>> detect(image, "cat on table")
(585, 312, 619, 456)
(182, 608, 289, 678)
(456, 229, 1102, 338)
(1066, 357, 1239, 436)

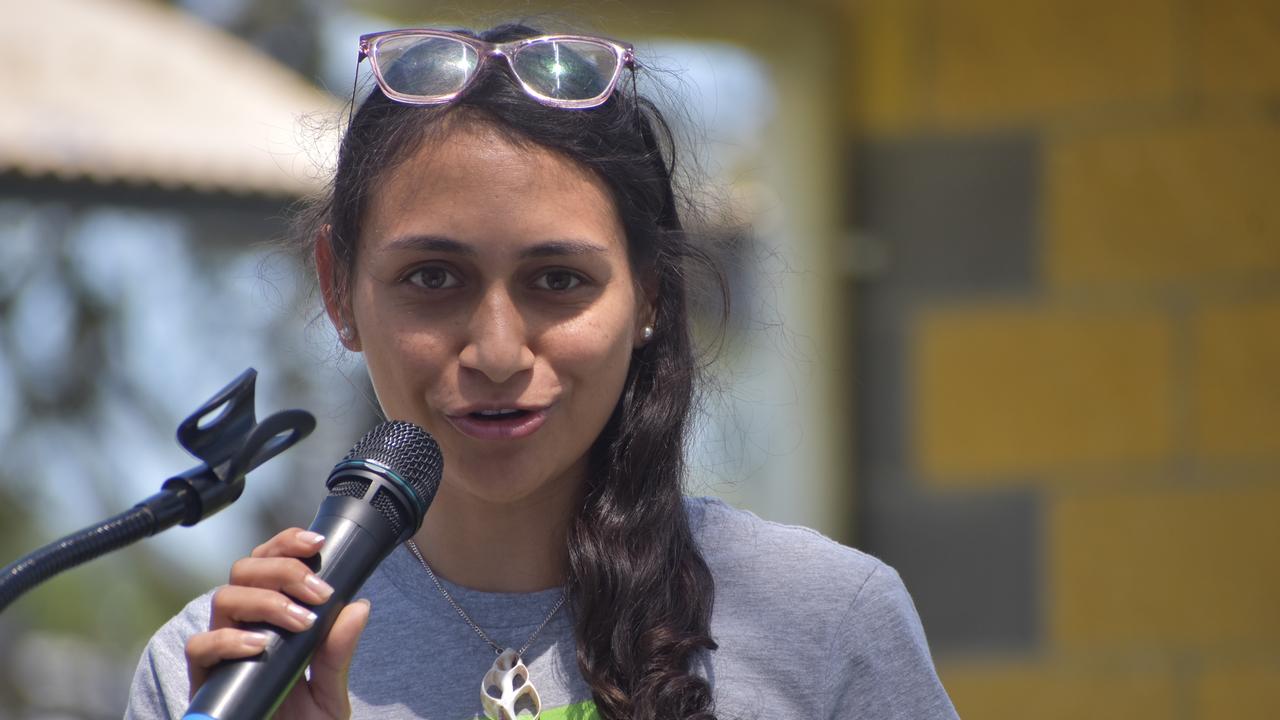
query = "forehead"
(363, 121, 625, 251)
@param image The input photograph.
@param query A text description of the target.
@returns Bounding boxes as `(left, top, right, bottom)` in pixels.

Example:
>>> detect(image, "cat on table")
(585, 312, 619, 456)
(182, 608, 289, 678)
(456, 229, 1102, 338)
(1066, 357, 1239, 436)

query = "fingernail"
(297, 530, 325, 545)
(287, 603, 318, 626)
(243, 632, 270, 649)
(354, 598, 372, 622)
(305, 573, 334, 599)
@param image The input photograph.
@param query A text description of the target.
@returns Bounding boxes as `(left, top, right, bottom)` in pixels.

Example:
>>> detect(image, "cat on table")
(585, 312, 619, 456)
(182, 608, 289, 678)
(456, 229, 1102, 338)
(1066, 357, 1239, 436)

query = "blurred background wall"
(1, 0, 1278, 718)
(844, 1, 1280, 716)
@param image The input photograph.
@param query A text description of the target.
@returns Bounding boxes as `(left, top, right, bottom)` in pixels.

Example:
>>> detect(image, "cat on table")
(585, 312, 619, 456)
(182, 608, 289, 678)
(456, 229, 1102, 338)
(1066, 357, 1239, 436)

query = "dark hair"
(296, 23, 720, 720)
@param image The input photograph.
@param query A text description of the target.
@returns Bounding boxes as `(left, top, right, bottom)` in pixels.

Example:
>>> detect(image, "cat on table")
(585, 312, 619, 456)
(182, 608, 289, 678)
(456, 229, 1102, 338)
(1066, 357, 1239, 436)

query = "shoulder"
(685, 495, 887, 599)
(685, 497, 958, 719)
(124, 591, 214, 720)
(684, 495, 896, 665)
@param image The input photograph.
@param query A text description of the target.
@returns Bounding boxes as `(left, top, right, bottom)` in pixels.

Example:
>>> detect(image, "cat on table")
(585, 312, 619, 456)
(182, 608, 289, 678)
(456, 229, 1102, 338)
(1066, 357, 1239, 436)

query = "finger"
(185, 628, 271, 698)
(249, 527, 327, 560)
(305, 599, 372, 718)
(227, 556, 335, 606)
(208, 584, 320, 634)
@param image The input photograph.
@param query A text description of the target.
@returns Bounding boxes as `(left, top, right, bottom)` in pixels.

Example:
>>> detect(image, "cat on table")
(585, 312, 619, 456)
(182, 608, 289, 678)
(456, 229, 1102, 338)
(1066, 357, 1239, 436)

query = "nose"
(458, 285, 535, 384)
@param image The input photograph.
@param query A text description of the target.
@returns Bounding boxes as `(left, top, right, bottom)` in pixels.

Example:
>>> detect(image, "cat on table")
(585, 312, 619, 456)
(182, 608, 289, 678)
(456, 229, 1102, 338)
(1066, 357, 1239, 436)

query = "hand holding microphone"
(185, 529, 370, 719)
(183, 421, 442, 720)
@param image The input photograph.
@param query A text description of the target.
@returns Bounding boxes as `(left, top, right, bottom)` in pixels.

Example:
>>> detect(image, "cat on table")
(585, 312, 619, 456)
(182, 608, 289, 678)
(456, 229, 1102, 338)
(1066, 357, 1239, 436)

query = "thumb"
(306, 599, 371, 717)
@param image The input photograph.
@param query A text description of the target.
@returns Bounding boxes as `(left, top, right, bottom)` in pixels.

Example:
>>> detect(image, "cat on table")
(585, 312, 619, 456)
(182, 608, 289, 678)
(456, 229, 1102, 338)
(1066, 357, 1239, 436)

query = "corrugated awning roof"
(0, 0, 341, 198)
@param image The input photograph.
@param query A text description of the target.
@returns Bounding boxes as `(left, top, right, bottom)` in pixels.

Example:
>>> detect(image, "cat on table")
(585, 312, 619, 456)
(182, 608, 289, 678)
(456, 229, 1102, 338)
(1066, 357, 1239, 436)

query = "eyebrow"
(384, 235, 610, 259)
(519, 240, 610, 259)
(385, 235, 474, 255)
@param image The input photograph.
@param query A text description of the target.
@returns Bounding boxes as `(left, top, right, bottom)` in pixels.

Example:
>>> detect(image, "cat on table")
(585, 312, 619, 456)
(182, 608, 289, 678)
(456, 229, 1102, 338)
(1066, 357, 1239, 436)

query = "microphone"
(185, 421, 443, 720)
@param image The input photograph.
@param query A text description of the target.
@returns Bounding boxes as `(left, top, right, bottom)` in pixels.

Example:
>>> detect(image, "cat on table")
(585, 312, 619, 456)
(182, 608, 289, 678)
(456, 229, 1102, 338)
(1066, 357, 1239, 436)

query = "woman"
(126, 24, 957, 720)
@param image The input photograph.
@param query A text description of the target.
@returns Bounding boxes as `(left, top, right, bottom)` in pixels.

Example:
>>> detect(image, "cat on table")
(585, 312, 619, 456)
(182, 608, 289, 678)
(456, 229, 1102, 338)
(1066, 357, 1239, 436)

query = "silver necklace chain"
(405, 538, 567, 657)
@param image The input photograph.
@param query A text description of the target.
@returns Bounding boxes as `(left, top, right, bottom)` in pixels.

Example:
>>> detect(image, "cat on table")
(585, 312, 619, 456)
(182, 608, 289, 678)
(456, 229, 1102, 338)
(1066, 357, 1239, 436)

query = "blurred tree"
(177, 0, 326, 79)
(0, 200, 374, 717)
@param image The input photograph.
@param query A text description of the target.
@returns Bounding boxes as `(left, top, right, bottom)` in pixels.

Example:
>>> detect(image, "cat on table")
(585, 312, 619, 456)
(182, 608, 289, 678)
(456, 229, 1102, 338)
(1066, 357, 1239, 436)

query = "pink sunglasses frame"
(357, 29, 636, 110)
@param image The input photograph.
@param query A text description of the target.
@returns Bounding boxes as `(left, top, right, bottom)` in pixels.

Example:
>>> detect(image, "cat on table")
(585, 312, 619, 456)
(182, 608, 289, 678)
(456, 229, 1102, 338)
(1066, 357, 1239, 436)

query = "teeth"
(477, 409, 518, 416)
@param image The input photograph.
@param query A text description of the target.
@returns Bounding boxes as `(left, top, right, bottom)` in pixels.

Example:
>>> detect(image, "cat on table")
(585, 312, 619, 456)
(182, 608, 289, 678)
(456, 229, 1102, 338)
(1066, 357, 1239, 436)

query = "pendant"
(481, 648, 542, 720)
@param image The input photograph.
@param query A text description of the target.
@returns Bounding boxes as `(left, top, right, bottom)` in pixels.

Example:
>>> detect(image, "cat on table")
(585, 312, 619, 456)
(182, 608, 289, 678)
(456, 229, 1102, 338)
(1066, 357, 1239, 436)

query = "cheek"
(353, 282, 456, 371)
(360, 328, 451, 413)
(548, 315, 635, 402)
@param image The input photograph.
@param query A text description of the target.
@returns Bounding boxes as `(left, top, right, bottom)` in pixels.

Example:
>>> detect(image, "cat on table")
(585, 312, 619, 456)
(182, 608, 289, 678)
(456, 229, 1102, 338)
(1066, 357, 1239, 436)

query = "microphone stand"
(0, 368, 315, 613)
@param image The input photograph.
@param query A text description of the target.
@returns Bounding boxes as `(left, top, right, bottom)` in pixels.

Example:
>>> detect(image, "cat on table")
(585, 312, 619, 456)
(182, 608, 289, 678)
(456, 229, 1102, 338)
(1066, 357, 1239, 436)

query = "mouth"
(446, 407, 549, 441)
(470, 408, 532, 421)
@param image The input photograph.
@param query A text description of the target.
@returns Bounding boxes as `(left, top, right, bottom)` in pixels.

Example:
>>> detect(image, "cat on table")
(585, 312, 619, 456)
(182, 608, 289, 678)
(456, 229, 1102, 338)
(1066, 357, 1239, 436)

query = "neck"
(411, 477, 578, 593)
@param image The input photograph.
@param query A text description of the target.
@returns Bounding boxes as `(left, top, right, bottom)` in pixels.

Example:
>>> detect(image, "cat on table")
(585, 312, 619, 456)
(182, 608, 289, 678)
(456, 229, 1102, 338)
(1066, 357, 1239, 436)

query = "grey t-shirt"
(126, 497, 958, 719)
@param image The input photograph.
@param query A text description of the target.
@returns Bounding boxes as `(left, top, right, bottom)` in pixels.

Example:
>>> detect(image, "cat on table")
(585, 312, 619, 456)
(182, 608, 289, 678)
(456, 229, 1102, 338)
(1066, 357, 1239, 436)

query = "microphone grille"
(343, 421, 443, 508)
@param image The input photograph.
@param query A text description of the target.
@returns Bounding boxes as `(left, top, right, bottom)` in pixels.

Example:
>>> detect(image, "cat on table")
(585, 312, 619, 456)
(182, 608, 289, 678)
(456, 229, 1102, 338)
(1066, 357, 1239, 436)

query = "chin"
(445, 459, 579, 507)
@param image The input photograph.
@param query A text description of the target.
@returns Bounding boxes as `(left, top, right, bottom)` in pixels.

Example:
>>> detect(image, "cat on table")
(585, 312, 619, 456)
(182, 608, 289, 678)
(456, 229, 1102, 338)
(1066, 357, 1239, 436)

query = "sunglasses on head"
(357, 29, 637, 109)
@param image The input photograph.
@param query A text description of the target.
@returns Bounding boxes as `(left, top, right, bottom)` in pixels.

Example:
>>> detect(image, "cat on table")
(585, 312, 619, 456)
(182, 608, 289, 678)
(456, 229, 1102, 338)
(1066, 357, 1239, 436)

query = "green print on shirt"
(541, 700, 600, 719)
(470, 700, 600, 720)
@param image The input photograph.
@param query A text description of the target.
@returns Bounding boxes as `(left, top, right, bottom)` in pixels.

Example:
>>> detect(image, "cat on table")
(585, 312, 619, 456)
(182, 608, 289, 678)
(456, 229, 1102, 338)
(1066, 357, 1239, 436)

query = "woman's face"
(327, 122, 650, 509)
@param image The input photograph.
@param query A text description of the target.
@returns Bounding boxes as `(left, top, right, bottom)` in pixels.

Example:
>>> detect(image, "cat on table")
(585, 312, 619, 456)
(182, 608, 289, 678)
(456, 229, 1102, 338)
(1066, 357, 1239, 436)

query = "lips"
(446, 405, 550, 440)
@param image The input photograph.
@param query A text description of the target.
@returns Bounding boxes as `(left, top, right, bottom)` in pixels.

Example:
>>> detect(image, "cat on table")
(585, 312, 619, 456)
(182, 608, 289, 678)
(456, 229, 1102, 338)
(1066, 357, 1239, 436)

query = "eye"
(407, 265, 462, 290)
(533, 269, 584, 292)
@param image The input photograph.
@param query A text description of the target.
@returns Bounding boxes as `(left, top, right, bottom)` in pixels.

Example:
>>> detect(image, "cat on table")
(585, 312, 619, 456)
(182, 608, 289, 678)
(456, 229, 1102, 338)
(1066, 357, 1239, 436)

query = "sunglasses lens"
(511, 39, 620, 102)
(374, 35, 478, 100)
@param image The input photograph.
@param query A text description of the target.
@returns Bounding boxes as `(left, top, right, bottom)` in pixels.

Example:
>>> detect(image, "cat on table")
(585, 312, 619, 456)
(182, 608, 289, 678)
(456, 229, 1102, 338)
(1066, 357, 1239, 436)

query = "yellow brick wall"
(1052, 486, 1280, 650)
(1195, 0, 1280, 97)
(846, 0, 1280, 716)
(1048, 122, 1280, 288)
(931, 0, 1180, 127)
(1197, 662, 1280, 719)
(1195, 299, 1280, 458)
(916, 305, 1175, 480)
(943, 660, 1179, 720)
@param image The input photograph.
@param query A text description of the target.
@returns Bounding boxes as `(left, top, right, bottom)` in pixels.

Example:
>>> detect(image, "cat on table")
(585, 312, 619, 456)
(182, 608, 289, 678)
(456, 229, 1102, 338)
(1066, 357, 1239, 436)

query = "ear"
(315, 226, 361, 352)
(633, 270, 659, 348)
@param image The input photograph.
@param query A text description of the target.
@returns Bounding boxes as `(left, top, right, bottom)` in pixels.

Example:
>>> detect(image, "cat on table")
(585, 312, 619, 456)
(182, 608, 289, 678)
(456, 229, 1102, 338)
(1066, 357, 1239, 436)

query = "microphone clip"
(158, 368, 316, 527)
(0, 368, 316, 613)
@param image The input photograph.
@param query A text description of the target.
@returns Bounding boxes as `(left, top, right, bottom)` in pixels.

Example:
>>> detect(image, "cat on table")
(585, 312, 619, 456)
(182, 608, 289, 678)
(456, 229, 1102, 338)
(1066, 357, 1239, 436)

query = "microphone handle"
(184, 496, 395, 720)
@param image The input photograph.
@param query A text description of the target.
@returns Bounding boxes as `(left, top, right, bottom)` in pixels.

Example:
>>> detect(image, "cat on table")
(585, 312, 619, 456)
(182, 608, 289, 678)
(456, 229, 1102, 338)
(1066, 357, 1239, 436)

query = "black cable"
(0, 505, 158, 612)
(0, 370, 314, 614)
